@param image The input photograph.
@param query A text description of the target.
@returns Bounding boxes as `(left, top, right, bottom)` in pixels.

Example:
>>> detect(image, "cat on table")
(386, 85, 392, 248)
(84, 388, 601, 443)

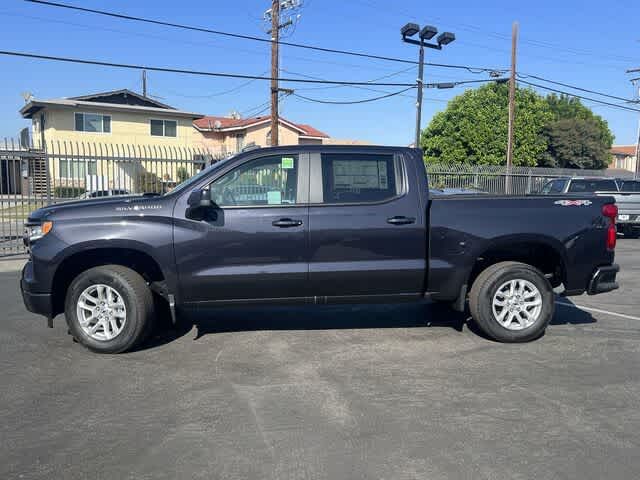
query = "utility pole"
(627, 68, 640, 178)
(506, 21, 519, 194)
(142, 70, 147, 97)
(270, 0, 280, 146)
(633, 81, 640, 180)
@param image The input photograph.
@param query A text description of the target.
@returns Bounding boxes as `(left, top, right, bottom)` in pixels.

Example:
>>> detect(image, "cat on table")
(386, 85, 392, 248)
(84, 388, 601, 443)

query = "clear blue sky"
(0, 0, 638, 146)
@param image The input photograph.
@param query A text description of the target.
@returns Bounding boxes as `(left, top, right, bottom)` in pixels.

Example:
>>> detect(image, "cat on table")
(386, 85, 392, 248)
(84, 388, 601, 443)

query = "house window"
(74, 113, 111, 133)
(266, 129, 272, 146)
(150, 119, 177, 137)
(59, 159, 98, 179)
(233, 133, 245, 152)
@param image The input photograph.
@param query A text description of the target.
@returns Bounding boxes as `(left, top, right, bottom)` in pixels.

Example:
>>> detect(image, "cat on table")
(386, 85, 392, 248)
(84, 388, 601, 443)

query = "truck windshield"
(166, 155, 237, 196)
(618, 180, 640, 192)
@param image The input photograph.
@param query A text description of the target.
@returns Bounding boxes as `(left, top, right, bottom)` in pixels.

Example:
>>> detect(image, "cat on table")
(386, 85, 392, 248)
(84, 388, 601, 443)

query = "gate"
(0, 139, 227, 257)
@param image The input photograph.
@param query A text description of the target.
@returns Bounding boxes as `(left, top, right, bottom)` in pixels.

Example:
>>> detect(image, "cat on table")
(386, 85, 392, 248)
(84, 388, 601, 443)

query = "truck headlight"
(26, 221, 53, 242)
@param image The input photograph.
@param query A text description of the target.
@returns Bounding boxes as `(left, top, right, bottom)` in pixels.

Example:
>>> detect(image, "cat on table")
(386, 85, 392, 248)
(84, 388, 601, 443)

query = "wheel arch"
(51, 244, 166, 317)
(467, 235, 567, 292)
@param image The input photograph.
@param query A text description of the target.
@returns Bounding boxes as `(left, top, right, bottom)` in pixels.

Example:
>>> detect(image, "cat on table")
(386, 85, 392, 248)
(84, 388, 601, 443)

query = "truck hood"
(26, 194, 166, 223)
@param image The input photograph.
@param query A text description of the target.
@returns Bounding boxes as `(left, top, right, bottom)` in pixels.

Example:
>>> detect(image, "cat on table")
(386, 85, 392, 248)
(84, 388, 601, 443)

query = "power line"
(424, 78, 507, 88)
(293, 86, 415, 104)
(24, 0, 416, 65)
(352, 0, 639, 64)
(1, 10, 418, 76)
(167, 73, 268, 98)
(0, 49, 417, 86)
(517, 79, 640, 113)
(518, 73, 636, 103)
(23, 0, 506, 74)
(282, 66, 416, 98)
(242, 91, 291, 117)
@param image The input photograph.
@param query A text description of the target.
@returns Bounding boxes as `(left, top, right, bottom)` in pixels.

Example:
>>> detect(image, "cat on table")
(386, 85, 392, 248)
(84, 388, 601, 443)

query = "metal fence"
(425, 163, 635, 195)
(1, 138, 635, 256)
(0, 138, 228, 256)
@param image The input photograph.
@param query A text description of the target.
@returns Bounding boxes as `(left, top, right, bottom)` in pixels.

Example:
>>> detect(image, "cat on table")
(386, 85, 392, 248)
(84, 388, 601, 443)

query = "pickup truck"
(540, 177, 640, 237)
(610, 179, 640, 238)
(21, 146, 620, 353)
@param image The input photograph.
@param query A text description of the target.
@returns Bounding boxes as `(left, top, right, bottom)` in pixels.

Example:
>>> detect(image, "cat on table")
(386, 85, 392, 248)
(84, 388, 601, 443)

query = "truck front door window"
(209, 155, 298, 206)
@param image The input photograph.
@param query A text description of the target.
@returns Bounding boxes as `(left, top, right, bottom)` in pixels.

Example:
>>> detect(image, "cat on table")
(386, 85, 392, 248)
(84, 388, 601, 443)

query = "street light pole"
(401, 23, 455, 149)
(415, 40, 425, 148)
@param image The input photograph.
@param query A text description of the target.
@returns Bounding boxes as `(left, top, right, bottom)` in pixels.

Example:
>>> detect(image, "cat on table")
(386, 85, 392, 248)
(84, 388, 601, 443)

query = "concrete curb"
(0, 257, 27, 272)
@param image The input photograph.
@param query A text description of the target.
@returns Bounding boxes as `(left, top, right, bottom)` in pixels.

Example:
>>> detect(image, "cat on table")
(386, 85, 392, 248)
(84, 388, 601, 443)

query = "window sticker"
(267, 190, 282, 204)
(281, 157, 295, 169)
(333, 160, 388, 189)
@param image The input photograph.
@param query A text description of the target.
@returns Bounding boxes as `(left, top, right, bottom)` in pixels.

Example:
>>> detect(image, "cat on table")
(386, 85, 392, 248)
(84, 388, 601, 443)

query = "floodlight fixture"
(401, 23, 420, 38)
(437, 32, 456, 46)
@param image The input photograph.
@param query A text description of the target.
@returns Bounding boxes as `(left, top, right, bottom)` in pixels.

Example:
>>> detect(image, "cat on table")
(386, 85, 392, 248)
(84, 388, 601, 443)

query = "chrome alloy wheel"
(76, 284, 127, 341)
(492, 279, 543, 330)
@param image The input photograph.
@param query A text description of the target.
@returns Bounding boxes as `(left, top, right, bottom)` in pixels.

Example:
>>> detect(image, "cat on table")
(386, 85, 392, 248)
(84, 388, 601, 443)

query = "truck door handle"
(387, 216, 415, 225)
(272, 218, 303, 228)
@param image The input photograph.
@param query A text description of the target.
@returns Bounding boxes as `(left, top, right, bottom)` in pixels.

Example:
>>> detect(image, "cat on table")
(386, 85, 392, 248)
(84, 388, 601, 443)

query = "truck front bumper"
(587, 264, 619, 295)
(21, 262, 54, 318)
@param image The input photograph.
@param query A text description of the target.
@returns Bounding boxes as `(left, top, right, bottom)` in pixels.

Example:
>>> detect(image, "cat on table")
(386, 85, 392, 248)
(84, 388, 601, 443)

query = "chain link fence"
(425, 163, 634, 195)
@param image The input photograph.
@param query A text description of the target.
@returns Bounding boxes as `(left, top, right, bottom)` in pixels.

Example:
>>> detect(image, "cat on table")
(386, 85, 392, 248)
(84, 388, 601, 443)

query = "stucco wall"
(34, 106, 195, 151)
(193, 121, 312, 153)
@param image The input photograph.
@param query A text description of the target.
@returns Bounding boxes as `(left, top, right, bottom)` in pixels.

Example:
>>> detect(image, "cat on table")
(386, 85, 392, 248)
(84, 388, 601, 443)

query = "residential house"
(610, 145, 638, 173)
(19, 89, 204, 195)
(193, 115, 330, 154)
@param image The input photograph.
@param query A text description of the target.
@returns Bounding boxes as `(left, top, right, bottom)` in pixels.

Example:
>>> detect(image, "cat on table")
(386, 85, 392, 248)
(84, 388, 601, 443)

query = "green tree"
(541, 117, 612, 169)
(541, 94, 613, 168)
(421, 82, 553, 166)
(176, 166, 190, 183)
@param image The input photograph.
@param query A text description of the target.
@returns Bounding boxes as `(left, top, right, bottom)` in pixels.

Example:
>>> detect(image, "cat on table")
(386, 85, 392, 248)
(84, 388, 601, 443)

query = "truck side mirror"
(187, 188, 212, 207)
(186, 188, 216, 221)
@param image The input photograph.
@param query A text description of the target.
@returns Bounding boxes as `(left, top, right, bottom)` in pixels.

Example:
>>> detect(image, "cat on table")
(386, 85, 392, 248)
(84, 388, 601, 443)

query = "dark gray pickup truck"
(21, 146, 620, 353)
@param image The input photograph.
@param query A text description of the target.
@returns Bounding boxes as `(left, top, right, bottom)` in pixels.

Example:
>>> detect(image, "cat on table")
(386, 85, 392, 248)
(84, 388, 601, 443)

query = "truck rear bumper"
(587, 264, 619, 295)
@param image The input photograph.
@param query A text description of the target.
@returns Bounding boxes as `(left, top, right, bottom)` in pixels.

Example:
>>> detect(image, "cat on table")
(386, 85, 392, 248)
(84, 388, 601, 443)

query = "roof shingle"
(194, 115, 329, 137)
(611, 145, 638, 156)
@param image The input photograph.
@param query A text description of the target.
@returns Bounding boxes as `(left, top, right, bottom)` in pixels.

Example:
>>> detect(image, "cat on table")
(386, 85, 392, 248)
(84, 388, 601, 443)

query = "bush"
(54, 186, 86, 198)
(176, 166, 189, 183)
(136, 171, 163, 194)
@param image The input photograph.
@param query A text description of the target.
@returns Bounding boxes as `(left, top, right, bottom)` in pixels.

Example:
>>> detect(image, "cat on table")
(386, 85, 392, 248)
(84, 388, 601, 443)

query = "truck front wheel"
(64, 265, 154, 353)
(469, 262, 554, 343)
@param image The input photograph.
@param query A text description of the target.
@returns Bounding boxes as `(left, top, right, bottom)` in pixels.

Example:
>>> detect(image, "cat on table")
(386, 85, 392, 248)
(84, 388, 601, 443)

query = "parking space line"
(556, 301, 640, 322)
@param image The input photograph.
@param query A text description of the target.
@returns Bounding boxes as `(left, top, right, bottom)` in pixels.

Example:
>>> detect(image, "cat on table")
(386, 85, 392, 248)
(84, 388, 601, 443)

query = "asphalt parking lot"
(1, 241, 639, 480)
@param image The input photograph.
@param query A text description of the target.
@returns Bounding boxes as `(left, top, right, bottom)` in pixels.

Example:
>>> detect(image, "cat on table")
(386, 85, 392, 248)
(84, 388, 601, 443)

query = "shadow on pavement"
(137, 297, 594, 351)
(551, 298, 596, 326)
(138, 301, 469, 350)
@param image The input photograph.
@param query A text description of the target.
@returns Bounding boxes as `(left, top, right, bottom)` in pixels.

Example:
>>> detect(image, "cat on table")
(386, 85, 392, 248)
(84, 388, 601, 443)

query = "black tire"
(468, 261, 554, 343)
(65, 265, 154, 353)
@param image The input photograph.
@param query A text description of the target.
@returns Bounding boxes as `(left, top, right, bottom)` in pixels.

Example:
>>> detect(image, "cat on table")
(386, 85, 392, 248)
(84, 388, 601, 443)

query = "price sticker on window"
(281, 157, 294, 169)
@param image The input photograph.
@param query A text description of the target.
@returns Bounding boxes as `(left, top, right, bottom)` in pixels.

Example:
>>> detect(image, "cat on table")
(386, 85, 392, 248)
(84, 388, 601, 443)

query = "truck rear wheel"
(469, 262, 554, 343)
(64, 265, 154, 354)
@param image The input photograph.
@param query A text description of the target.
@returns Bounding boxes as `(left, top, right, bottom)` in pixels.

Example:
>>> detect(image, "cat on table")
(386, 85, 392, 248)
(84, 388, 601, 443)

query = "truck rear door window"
(567, 179, 618, 193)
(320, 153, 399, 204)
